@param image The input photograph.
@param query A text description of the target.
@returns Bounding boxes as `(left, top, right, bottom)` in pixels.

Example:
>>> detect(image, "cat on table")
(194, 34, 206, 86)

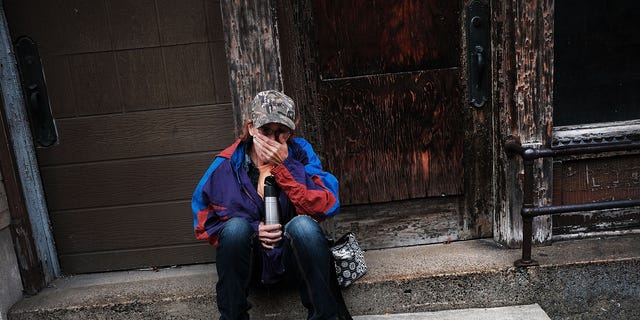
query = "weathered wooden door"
(4, 0, 232, 273)
(278, 0, 487, 248)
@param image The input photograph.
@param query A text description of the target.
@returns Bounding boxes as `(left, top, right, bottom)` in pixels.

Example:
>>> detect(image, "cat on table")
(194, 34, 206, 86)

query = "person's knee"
(285, 215, 323, 241)
(219, 217, 253, 244)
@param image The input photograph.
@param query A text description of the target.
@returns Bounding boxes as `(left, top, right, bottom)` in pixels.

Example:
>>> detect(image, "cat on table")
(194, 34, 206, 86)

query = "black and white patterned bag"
(330, 232, 367, 288)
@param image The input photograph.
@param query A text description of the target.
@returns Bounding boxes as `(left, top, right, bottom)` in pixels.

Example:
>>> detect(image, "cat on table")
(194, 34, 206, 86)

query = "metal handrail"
(505, 139, 640, 267)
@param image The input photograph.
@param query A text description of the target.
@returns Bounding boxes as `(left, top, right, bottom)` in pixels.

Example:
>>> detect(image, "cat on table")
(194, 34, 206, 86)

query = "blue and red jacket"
(191, 137, 340, 283)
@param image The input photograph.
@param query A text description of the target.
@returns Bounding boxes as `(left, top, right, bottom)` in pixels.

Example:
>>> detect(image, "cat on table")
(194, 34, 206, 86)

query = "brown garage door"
(5, 0, 232, 274)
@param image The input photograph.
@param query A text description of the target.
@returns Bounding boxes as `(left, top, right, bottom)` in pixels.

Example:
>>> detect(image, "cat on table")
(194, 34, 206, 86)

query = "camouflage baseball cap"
(250, 90, 296, 130)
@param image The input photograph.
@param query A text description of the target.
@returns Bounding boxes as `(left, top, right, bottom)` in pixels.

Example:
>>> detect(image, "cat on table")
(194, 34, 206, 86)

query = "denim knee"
(218, 217, 254, 246)
(284, 215, 325, 243)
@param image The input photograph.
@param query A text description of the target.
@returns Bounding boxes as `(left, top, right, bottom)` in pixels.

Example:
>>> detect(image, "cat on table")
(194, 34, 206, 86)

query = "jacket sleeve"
(191, 157, 229, 246)
(271, 138, 340, 218)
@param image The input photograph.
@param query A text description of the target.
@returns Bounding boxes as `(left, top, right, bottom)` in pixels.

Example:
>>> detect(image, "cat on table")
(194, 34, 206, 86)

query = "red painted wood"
(312, 0, 460, 79)
(321, 69, 463, 204)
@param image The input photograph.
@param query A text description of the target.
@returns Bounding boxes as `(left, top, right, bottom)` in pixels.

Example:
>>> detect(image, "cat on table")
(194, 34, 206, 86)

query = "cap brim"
(256, 113, 296, 130)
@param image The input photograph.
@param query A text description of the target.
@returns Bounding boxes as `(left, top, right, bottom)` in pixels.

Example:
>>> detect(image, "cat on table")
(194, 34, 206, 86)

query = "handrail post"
(515, 155, 540, 267)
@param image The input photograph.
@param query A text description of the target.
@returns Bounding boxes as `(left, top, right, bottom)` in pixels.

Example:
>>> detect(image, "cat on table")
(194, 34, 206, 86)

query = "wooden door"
(315, 0, 463, 205)
(4, 0, 232, 274)
(281, 0, 464, 204)
(278, 0, 479, 248)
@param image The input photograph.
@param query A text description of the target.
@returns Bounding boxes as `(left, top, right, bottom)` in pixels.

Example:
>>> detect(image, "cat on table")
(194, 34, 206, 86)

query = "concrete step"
(8, 234, 640, 320)
(353, 304, 551, 319)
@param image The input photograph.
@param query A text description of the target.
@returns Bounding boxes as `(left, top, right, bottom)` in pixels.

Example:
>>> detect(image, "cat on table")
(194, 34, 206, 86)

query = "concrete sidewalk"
(354, 304, 551, 319)
(8, 234, 640, 319)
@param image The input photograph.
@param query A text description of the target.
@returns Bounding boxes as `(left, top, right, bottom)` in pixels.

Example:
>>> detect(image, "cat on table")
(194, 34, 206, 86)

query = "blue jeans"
(215, 216, 338, 320)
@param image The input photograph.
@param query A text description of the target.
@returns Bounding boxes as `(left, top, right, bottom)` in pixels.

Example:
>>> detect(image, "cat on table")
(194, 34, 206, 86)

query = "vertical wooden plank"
(493, 0, 554, 247)
(220, 0, 282, 129)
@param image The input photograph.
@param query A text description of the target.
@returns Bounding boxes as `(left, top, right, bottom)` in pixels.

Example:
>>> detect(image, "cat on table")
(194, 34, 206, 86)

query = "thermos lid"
(264, 176, 278, 197)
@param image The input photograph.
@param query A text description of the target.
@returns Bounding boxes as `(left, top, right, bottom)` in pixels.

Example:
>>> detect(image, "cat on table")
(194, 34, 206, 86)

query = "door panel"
(59, 243, 214, 275)
(39, 153, 215, 211)
(322, 69, 463, 204)
(50, 201, 196, 253)
(313, 0, 460, 79)
(36, 105, 234, 166)
(311, 0, 463, 205)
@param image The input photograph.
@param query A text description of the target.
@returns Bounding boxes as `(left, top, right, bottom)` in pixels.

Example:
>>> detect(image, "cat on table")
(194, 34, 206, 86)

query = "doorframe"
(491, 0, 554, 247)
(219, 0, 284, 132)
(0, 5, 59, 285)
(0, 83, 47, 294)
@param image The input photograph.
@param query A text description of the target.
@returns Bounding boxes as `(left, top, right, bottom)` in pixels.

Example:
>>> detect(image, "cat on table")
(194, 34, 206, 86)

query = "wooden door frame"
(0, 5, 59, 287)
(0, 85, 47, 294)
(219, 0, 284, 133)
(491, 0, 554, 247)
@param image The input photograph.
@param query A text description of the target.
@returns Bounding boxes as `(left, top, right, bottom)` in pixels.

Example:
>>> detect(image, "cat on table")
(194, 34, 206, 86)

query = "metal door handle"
(474, 45, 484, 88)
(467, 1, 490, 108)
(14, 37, 58, 147)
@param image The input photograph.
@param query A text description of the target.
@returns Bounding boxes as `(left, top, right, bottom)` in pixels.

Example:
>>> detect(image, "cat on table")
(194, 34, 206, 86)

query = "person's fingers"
(260, 223, 281, 232)
(259, 231, 282, 250)
(261, 241, 273, 250)
(262, 231, 282, 241)
(254, 135, 275, 161)
(254, 134, 287, 165)
(258, 223, 282, 243)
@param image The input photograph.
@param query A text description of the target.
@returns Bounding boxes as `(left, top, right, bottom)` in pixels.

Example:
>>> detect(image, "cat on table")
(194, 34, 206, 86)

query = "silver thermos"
(264, 175, 280, 226)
